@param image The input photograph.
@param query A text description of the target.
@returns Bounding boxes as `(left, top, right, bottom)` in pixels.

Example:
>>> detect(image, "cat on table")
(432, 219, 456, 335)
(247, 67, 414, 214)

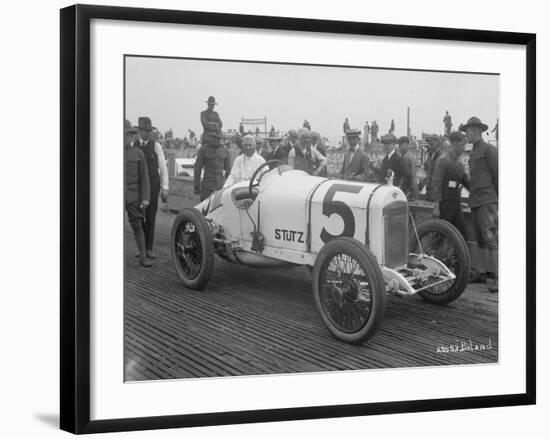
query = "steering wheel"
(248, 160, 280, 197)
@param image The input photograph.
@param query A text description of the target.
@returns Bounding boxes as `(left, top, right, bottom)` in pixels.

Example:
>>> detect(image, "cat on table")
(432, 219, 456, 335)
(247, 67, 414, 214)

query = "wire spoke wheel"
(171, 208, 214, 290)
(313, 237, 386, 344)
(175, 221, 203, 280)
(319, 253, 373, 334)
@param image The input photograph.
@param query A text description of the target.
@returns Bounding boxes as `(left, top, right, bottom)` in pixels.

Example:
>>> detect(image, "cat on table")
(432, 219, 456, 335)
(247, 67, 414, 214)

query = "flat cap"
(345, 128, 361, 137)
(298, 127, 311, 138)
(287, 129, 299, 137)
(310, 131, 321, 140)
(398, 136, 410, 144)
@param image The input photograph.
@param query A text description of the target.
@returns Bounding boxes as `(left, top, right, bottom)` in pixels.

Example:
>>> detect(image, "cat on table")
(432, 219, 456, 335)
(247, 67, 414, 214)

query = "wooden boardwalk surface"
(124, 210, 498, 381)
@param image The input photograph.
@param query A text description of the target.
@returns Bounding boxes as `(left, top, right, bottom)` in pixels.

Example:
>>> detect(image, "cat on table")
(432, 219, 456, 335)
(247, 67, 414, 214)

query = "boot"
(132, 221, 152, 268)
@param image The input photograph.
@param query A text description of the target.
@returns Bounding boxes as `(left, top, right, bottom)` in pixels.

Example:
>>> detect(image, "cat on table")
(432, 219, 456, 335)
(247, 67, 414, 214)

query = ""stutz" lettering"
(274, 229, 305, 243)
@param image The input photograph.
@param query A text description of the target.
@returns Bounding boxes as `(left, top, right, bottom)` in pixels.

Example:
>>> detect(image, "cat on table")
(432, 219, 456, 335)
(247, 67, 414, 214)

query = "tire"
(312, 237, 386, 344)
(409, 219, 470, 305)
(171, 208, 214, 290)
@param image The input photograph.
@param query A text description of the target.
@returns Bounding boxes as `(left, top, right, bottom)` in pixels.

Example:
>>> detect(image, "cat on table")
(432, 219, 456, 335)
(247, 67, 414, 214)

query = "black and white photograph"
(124, 56, 500, 381)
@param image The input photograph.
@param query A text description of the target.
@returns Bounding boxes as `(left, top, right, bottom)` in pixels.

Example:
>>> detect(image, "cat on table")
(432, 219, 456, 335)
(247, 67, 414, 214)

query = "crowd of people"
(125, 96, 499, 293)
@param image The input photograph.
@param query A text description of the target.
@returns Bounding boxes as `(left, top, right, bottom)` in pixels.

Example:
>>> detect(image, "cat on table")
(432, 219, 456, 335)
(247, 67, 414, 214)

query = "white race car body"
(197, 168, 405, 266)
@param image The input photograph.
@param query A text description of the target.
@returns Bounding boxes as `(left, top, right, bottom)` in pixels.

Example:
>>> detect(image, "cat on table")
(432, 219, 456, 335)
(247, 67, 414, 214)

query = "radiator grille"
(384, 201, 408, 267)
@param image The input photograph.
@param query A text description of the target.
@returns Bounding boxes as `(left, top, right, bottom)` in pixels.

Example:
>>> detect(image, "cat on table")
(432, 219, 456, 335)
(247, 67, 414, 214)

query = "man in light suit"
(339, 129, 374, 182)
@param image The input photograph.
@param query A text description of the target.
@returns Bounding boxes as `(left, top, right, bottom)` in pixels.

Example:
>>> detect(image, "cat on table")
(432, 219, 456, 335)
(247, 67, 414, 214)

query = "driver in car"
(224, 134, 266, 188)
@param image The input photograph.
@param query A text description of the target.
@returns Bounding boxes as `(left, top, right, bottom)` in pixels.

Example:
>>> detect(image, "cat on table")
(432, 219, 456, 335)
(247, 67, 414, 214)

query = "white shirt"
(224, 152, 266, 188)
(140, 139, 169, 190)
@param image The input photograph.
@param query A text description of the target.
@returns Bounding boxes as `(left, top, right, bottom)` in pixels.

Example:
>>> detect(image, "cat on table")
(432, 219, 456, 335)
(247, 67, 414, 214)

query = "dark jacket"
(266, 143, 290, 164)
(400, 150, 419, 200)
(469, 139, 498, 208)
(424, 148, 442, 201)
(194, 143, 231, 192)
(125, 146, 150, 205)
(135, 139, 160, 191)
(339, 148, 374, 182)
(200, 109, 223, 134)
(380, 151, 404, 186)
(431, 150, 470, 203)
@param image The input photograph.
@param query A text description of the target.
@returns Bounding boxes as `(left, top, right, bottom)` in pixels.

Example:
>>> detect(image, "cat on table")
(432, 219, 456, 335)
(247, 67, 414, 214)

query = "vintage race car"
(171, 160, 470, 344)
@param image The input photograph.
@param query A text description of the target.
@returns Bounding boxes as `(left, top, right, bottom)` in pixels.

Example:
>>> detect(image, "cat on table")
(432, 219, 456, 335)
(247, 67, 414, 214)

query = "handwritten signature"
(436, 338, 494, 354)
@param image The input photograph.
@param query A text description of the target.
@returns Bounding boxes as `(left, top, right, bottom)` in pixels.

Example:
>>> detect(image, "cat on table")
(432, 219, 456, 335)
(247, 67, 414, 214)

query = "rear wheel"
(171, 208, 214, 290)
(409, 219, 470, 305)
(312, 237, 386, 344)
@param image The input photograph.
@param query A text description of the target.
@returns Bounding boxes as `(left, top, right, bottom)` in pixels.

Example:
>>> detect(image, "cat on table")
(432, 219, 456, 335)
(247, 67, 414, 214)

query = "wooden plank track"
(124, 210, 498, 381)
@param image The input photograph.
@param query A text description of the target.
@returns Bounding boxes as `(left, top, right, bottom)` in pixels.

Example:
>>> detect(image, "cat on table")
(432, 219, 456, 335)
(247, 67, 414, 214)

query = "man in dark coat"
(431, 131, 470, 240)
(343, 118, 350, 134)
(134, 117, 169, 259)
(194, 130, 231, 201)
(124, 120, 151, 267)
(339, 129, 374, 181)
(398, 136, 419, 200)
(423, 135, 442, 201)
(371, 120, 379, 142)
(200, 96, 223, 135)
(264, 133, 283, 162)
(443, 111, 453, 136)
(460, 116, 499, 292)
(379, 133, 403, 185)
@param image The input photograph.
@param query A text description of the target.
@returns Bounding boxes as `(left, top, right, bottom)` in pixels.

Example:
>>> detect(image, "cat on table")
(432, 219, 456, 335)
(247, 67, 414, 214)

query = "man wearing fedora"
(194, 129, 231, 201)
(263, 132, 282, 161)
(201, 96, 223, 136)
(134, 116, 169, 260)
(460, 116, 499, 293)
(339, 129, 374, 182)
(125, 120, 152, 268)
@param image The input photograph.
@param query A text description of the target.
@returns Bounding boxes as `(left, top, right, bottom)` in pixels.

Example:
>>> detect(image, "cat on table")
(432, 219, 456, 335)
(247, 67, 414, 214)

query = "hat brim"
(206, 101, 218, 105)
(459, 122, 488, 132)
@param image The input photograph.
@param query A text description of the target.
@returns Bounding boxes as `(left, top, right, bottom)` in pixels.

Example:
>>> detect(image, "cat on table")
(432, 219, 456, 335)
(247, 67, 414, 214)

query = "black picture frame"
(60, 4, 536, 434)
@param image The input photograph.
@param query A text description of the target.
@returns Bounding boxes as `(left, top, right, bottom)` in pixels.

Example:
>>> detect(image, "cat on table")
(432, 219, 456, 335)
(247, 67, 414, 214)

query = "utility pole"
(407, 106, 411, 138)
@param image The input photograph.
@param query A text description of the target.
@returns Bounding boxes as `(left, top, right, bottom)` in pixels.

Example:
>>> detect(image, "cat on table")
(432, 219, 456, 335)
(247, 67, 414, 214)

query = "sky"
(125, 56, 499, 146)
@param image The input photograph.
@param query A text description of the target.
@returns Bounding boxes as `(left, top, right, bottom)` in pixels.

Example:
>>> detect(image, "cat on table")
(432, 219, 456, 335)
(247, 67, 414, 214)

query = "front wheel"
(312, 237, 386, 344)
(171, 208, 214, 290)
(409, 219, 470, 305)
